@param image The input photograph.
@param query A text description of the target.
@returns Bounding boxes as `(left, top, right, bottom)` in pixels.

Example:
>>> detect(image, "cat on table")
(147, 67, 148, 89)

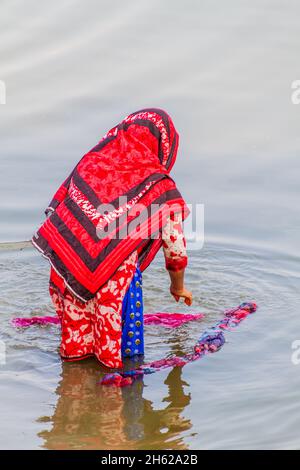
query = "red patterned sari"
(32, 108, 189, 368)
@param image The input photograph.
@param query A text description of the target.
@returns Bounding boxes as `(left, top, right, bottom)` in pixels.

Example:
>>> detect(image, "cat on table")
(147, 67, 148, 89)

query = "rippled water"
(1, 242, 299, 449)
(0, 0, 300, 450)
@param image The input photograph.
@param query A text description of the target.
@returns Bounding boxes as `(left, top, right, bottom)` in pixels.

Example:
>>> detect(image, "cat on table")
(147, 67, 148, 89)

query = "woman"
(32, 108, 192, 368)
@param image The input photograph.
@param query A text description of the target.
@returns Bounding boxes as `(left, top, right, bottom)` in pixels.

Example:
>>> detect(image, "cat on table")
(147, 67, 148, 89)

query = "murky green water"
(0, 0, 300, 449)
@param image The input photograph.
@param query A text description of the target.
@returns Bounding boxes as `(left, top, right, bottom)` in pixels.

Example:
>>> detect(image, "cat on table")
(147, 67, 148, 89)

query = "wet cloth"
(12, 312, 204, 329)
(100, 302, 258, 387)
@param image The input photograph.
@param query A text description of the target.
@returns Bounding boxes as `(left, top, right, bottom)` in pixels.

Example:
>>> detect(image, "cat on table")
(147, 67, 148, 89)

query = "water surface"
(0, 0, 299, 450)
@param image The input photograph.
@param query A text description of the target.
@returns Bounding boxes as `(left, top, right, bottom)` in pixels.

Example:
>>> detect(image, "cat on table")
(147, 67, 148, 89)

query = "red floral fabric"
(35, 108, 191, 368)
(162, 213, 188, 272)
(49, 252, 138, 368)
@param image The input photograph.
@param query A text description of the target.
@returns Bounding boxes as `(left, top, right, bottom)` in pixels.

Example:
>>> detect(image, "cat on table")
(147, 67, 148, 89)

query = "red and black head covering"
(32, 108, 189, 301)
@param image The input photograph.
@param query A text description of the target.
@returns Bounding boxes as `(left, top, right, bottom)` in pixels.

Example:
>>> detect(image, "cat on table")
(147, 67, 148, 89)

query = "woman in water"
(32, 108, 192, 368)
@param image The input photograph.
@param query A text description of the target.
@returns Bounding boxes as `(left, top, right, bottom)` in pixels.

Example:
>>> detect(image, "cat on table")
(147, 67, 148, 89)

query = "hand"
(170, 286, 193, 306)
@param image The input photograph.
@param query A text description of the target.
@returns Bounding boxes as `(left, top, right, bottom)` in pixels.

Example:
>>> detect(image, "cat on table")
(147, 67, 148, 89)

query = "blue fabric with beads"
(121, 263, 144, 357)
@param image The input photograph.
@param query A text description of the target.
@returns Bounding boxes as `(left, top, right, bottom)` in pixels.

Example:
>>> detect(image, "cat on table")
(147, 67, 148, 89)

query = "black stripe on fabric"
(47, 188, 181, 272)
(47, 199, 60, 211)
(36, 109, 178, 301)
(63, 197, 99, 242)
(89, 134, 117, 154)
(66, 173, 169, 242)
(132, 108, 171, 136)
(72, 169, 101, 208)
(32, 232, 50, 253)
(73, 169, 167, 209)
(108, 173, 166, 208)
(47, 171, 74, 211)
(64, 172, 73, 187)
(166, 131, 178, 170)
(49, 249, 95, 301)
(118, 118, 164, 165)
(137, 236, 160, 268)
(129, 109, 176, 167)
(118, 119, 161, 140)
(80, 116, 167, 176)
(49, 212, 118, 271)
(50, 108, 173, 212)
(89, 116, 163, 157)
(132, 108, 172, 165)
(32, 234, 93, 300)
(89, 108, 171, 156)
(33, 230, 159, 302)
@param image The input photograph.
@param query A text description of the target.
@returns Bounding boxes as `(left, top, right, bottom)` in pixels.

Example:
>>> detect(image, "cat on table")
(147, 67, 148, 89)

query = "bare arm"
(168, 269, 193, 306)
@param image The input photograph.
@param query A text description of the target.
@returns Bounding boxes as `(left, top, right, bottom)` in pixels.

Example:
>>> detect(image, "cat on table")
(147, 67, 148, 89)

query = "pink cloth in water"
(11, 316, 60, 328)
(99, 301, 257, 387)
(144, 313, 204, 327)
(11, 313, 204, 329)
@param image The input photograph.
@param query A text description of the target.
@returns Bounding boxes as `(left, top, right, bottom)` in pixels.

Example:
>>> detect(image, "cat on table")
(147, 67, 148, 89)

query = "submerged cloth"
(100, 302, 258, 387)
(49, 251, 139, 368)
(122, 263, 144, 358)
(32, 108, 189, 302)
(12, 312, 204, 329)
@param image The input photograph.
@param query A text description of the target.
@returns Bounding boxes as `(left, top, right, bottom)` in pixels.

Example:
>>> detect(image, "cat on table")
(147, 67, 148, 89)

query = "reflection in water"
(139, 367, 192, 450)
(38, 359, 192, 450)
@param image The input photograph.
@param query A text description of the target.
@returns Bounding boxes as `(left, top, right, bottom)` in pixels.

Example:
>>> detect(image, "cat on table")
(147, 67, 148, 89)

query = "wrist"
(170, 282, 184, 294)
